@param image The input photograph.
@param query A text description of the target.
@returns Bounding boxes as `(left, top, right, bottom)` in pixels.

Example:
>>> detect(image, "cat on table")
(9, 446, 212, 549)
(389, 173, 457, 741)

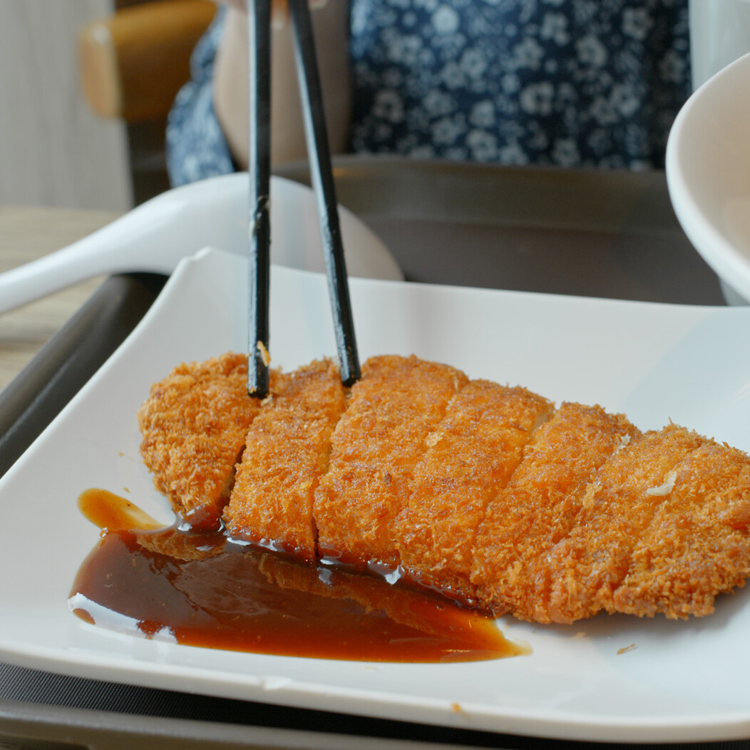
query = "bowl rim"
(666, 50, 750, 303)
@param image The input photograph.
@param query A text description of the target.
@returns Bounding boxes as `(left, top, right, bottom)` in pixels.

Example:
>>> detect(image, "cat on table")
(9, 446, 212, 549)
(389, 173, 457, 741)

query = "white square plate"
(2, 247, 750, 743)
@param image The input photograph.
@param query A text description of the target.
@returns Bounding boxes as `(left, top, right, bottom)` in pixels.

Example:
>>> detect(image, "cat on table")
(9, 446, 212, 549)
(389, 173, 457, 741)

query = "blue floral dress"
(166, 0, 690, 185)
(166, 10, 237, 186)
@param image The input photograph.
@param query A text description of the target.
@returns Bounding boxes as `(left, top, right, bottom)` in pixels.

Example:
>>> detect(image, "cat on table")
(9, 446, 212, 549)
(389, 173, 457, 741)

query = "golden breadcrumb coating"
(137, 353, 750, 625)
(613, 440, 750, 619)
(136, 352, 261, 525)
(538, 425, 706, 624)
(313, 355, 468, 568)
(395, 380, 553, 604)
(472, 402, 639, 620)
(223, 359, 346, 563)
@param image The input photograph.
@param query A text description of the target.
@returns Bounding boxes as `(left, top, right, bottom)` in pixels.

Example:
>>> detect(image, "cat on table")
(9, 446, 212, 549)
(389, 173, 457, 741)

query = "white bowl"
(666, 51, 750, 304)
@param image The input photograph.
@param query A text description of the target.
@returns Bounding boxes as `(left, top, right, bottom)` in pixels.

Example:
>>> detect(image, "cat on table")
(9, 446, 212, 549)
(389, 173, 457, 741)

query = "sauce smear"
(70, 489, 526, 663)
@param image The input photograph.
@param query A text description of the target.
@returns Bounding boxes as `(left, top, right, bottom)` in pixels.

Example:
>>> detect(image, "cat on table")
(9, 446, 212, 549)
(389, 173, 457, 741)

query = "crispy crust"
(395, 380, 553, 604)
(136, 352, 261, 525)
(613, 440, 750, 619)
(313, 355, 468, 568)
(472, 402, 639, 621)
(223, 359, 346, 563)
(138, 354, 750, 625)
(538, 425, 707, 624)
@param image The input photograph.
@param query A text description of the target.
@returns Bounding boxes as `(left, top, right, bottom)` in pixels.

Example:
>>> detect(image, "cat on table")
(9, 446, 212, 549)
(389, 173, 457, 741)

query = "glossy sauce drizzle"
(70, 489, 527, 663)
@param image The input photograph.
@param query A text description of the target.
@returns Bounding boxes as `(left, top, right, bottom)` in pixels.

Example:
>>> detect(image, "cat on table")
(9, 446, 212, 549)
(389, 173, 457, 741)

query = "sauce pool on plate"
(70, 489, 527, 663)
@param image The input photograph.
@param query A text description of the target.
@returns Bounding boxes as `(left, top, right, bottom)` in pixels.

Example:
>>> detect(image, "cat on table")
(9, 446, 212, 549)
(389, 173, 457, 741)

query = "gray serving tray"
(279, 157, 724, 305)
(0, 158, 738, 750)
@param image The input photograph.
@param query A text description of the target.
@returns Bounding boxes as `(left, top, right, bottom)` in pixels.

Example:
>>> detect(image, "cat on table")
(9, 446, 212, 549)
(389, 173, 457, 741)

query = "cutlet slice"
(538, 425, 706, 624)
(137, 352, 262, 526)
(394, 380, 553, 605)
(613, 440, 750, 619)
(472, 403, 639, 621)
(223, 359, 346, 563)
(313, 355, 468, 569)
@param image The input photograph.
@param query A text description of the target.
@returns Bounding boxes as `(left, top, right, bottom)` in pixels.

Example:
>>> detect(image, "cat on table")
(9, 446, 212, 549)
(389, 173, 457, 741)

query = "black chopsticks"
(247, 0, 272, 398)
(247, 0, 360, 398)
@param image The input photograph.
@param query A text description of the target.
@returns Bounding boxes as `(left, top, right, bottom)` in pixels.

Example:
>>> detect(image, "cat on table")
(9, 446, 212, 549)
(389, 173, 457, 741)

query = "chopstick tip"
(247, 341, 271, 398)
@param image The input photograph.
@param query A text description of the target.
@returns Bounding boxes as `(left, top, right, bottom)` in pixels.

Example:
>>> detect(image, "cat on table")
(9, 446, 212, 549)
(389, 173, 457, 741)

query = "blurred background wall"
(0, 0, 133, 211)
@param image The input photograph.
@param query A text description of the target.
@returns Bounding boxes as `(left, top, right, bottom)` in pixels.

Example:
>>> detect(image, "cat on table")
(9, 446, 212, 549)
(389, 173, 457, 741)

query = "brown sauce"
(70, 489, 527, 663)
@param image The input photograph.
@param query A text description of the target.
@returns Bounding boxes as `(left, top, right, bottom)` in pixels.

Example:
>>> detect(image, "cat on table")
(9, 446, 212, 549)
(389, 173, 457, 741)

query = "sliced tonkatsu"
(223, 359, 346, 563)
(136, 352, 263, 526)
(471, 402, 639, 621)
(137, 353, 750, 625)
(537, 425, 707, 624)
(613, 440, 750, 619)
(313, 355, 468, 569)
(394, 380, 553, 605)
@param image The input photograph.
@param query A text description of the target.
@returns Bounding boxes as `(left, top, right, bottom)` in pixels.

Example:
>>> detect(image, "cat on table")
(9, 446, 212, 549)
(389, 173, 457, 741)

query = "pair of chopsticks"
(246, 0, 360, 398)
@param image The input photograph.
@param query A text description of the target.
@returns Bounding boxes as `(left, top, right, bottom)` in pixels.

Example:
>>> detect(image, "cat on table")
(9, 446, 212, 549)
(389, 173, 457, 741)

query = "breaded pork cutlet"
(313, 355, 468, 569)
(613, 440, 750, 619)
(223, 359, 347, 563)
(537, 425, 706, 624)
(394, 380, 553, 605)
(138, 352, 750, 626)
(137, 352, 262, 526)
(471, 402, 639, 621)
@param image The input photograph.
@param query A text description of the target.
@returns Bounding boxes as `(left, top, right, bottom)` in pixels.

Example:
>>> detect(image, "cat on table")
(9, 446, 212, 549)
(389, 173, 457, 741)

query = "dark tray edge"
(0, 273, 167, 480)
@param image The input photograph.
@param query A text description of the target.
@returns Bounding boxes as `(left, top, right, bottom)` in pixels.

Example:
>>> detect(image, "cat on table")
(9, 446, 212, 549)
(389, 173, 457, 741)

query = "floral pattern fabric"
(166, 0, 691, 186)
(349, 0, 691, 168)
(166, 9, 236, 187)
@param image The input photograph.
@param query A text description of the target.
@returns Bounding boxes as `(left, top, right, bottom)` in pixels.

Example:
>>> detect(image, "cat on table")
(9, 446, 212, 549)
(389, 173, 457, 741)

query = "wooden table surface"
(0, 204, 122, 393)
